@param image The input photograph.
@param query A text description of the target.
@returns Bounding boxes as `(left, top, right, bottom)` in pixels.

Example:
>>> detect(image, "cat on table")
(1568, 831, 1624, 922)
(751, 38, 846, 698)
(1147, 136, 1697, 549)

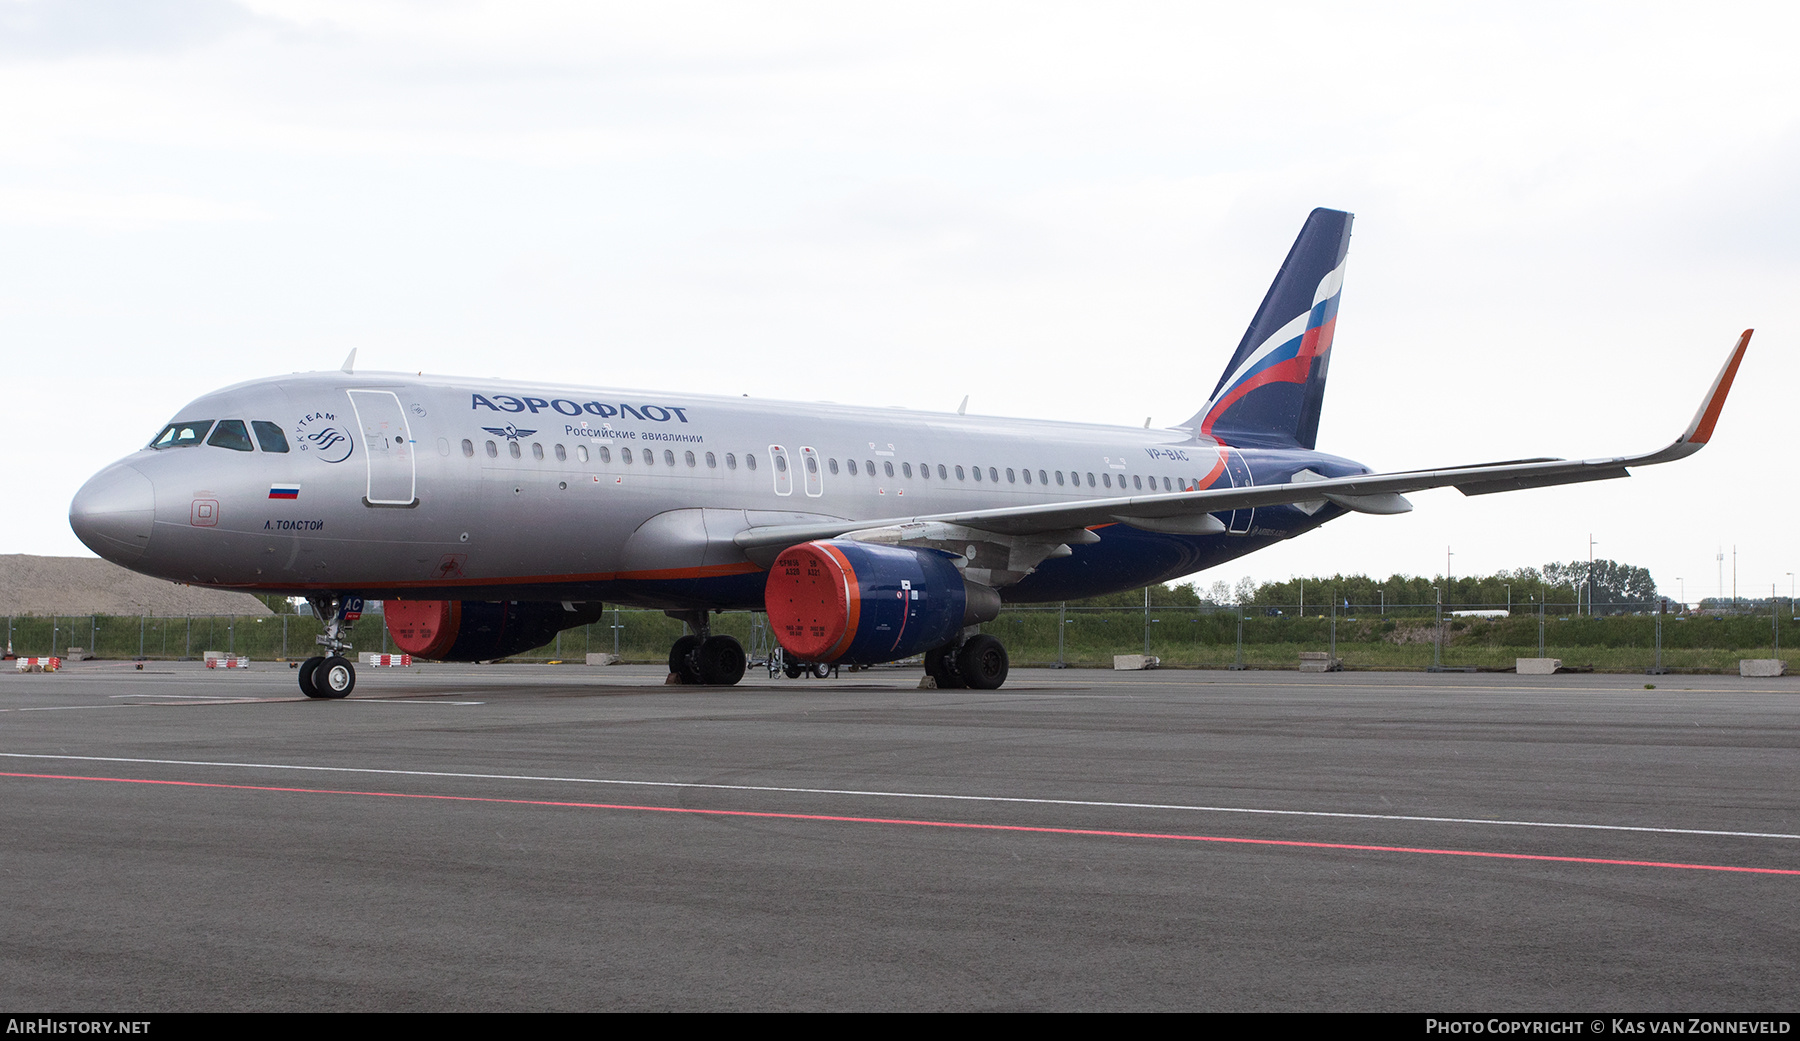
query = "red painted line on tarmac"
(7, 770, 1798, 877)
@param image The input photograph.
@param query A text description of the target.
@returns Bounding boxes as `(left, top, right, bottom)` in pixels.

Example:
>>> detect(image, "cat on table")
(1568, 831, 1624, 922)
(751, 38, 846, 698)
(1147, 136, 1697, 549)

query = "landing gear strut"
(666, 611, 746, 686)
(299, 594, 359, 699)
(926, 632, 1010, 690)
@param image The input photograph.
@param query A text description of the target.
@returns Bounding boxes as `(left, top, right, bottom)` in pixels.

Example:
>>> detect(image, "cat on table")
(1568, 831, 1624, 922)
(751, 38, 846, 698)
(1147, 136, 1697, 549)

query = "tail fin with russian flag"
(1186, 207, 1353, 450)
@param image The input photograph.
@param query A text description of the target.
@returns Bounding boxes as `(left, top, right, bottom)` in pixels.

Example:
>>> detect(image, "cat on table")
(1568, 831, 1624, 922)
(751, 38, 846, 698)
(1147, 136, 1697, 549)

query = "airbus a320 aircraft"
(68, 209, 1749, 698)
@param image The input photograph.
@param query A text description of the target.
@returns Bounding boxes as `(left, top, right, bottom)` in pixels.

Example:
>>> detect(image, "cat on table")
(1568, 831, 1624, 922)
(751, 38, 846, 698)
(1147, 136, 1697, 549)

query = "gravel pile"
(0, 555, 274, 617)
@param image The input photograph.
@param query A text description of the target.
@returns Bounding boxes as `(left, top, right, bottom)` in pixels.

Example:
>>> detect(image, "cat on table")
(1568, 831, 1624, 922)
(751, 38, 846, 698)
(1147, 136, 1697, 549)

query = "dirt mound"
(0, 555, 274, 617)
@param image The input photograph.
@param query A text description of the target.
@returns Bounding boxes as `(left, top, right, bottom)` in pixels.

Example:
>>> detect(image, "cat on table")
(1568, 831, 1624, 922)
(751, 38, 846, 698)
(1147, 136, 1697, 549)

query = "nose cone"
(70, 463, 156, 565)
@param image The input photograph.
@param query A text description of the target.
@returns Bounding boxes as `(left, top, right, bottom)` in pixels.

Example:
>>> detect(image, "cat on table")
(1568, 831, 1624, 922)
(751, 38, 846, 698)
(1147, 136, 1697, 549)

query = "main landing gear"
(299, 594, 358, 699)
(924, 633, 1010, 690)
(666, 611, 746, 686)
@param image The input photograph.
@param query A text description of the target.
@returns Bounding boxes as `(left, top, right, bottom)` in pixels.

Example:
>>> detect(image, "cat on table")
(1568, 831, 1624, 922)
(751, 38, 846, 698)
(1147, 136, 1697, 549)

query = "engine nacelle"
(384, 600, 605, 662)
(765, 540, 999, 666)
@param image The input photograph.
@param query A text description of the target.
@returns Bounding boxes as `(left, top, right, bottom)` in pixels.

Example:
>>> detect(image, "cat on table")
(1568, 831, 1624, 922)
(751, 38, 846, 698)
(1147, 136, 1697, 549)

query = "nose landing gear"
(299, 594, 360, 699)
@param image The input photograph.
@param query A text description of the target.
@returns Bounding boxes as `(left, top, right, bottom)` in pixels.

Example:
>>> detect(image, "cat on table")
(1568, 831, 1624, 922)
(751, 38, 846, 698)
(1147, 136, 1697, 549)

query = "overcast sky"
(4, 1, 1795, 605)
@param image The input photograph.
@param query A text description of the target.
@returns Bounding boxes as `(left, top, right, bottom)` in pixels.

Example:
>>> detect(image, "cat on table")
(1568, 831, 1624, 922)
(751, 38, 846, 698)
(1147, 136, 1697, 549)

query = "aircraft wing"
(734, 330, 1749, 557)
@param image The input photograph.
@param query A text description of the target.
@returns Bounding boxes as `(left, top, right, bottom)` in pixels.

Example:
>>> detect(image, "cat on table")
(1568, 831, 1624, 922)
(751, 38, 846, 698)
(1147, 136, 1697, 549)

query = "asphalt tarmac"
(3, 660, 1796, 1011)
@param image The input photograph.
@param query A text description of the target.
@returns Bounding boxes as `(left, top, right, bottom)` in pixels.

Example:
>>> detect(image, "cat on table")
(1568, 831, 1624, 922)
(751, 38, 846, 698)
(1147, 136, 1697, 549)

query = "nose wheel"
(299, 655, 356, 698)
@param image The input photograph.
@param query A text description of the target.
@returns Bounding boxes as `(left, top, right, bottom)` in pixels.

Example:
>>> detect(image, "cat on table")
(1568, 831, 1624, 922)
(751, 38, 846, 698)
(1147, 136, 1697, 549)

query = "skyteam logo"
(1198, 258, 1345, 443)
(294, 412, 355, 463)
(482, 424, 537, 441)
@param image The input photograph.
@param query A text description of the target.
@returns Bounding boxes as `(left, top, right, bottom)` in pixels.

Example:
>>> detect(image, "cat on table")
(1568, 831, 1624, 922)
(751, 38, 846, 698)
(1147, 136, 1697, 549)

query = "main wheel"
(955, 635, 1008, 690)
(696, 636, 746, 686)
(925, 645, 966, 689)
(314, 656, 356, 698)
(783, 661, 804, 679)
(298, 656, 326, 698)
(668, 635, 703, 684)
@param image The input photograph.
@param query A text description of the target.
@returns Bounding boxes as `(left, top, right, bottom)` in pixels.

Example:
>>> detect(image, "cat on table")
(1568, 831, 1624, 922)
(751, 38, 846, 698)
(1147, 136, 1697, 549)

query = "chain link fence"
(3, 601, 1792, 673)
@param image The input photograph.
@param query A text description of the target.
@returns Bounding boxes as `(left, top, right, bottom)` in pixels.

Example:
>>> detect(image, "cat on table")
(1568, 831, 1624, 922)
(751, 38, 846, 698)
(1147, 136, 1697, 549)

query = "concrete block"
(1739, 659, 1787, 677)
(1113, 654, 1160, 671)
(1298, 651, 1341, 672)
(585, 653, 622, 666)
(1516, 658, 1562, 675)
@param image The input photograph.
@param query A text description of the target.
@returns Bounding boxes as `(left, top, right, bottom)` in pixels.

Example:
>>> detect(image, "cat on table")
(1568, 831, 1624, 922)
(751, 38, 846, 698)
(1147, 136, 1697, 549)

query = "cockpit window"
(207, 420, 255, 452)
(150, 421, 214, 449)
(252, 421, 290, 453)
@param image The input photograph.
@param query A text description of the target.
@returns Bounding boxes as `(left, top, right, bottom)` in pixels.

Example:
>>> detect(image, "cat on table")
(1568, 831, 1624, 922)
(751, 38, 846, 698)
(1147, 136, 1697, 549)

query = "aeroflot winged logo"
(482, 424, 537, 441)
(471, 393, 692, 423)
(294, 412, 355, 463)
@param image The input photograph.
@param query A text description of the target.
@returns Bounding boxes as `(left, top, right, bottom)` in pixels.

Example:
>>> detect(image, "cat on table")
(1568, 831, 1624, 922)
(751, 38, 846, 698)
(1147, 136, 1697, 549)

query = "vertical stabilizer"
(1185, 208, 1353, 449)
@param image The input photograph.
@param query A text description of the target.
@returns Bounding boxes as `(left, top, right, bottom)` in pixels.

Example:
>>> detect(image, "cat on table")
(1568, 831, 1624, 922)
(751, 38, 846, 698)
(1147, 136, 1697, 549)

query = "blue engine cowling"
(765, 540, 993, 665)
(385, 600, 605, 661)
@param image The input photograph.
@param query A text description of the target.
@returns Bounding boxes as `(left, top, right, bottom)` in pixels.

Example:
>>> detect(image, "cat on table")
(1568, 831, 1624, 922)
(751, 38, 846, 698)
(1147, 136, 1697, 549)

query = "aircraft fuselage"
(71, 370, 1369, 610)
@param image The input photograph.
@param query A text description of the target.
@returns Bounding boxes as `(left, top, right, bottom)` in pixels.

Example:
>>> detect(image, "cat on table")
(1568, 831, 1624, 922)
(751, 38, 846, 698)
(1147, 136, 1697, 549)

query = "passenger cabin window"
(252, 421, 290, 453)
(597, 446, 611, 463)
(509, 442, 521, 459)
(555, 444, 567, 461)
(150, 421, 214, 449)
(971, 465, 982, 482)
(207, 420, 254, 452)
(532, 443, 544, 460)
(828, 458, 839, 475)
(901, 462, 911, 478)
(726, 453, 737, 470)
(706, 452, 717, 468)
(461, 439, 474, 457)
(577, 445, 589, 463)
(486, 441, 498, 457)
(622, 447, 633, 464)
(883, 461, 894, 478)
(685, 451, 696, 467)
(863, 459, 873, 475)
(746, 454, 757, 471)
(937, 464, 947, 480)
(846, 459, 857, 475)
(1055, 471, 1064, 486)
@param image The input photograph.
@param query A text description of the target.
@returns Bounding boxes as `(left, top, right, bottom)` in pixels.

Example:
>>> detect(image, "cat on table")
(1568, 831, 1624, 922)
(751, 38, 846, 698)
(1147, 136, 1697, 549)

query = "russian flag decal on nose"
(268, 484, 301, 500)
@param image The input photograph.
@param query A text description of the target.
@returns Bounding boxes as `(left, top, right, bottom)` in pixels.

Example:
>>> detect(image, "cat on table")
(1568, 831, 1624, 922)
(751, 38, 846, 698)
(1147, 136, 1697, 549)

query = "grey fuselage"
(69, 370, 1368, 608)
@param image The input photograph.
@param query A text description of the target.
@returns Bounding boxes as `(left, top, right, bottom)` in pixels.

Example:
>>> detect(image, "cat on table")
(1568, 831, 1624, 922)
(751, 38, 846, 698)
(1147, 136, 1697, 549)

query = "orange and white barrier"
(205, 656, 251, 669)
(363, 653, 412, 667)
(15, 657, 61, 672)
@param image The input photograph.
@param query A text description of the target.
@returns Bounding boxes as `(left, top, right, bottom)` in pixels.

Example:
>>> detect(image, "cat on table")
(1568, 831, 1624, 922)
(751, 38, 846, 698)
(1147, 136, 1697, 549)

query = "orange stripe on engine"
(816, 542, 861, 662)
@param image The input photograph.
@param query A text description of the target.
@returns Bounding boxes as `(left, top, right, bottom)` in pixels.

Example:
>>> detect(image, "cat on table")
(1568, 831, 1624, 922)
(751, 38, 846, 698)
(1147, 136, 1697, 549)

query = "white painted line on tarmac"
(1, 751, 1794, 842)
